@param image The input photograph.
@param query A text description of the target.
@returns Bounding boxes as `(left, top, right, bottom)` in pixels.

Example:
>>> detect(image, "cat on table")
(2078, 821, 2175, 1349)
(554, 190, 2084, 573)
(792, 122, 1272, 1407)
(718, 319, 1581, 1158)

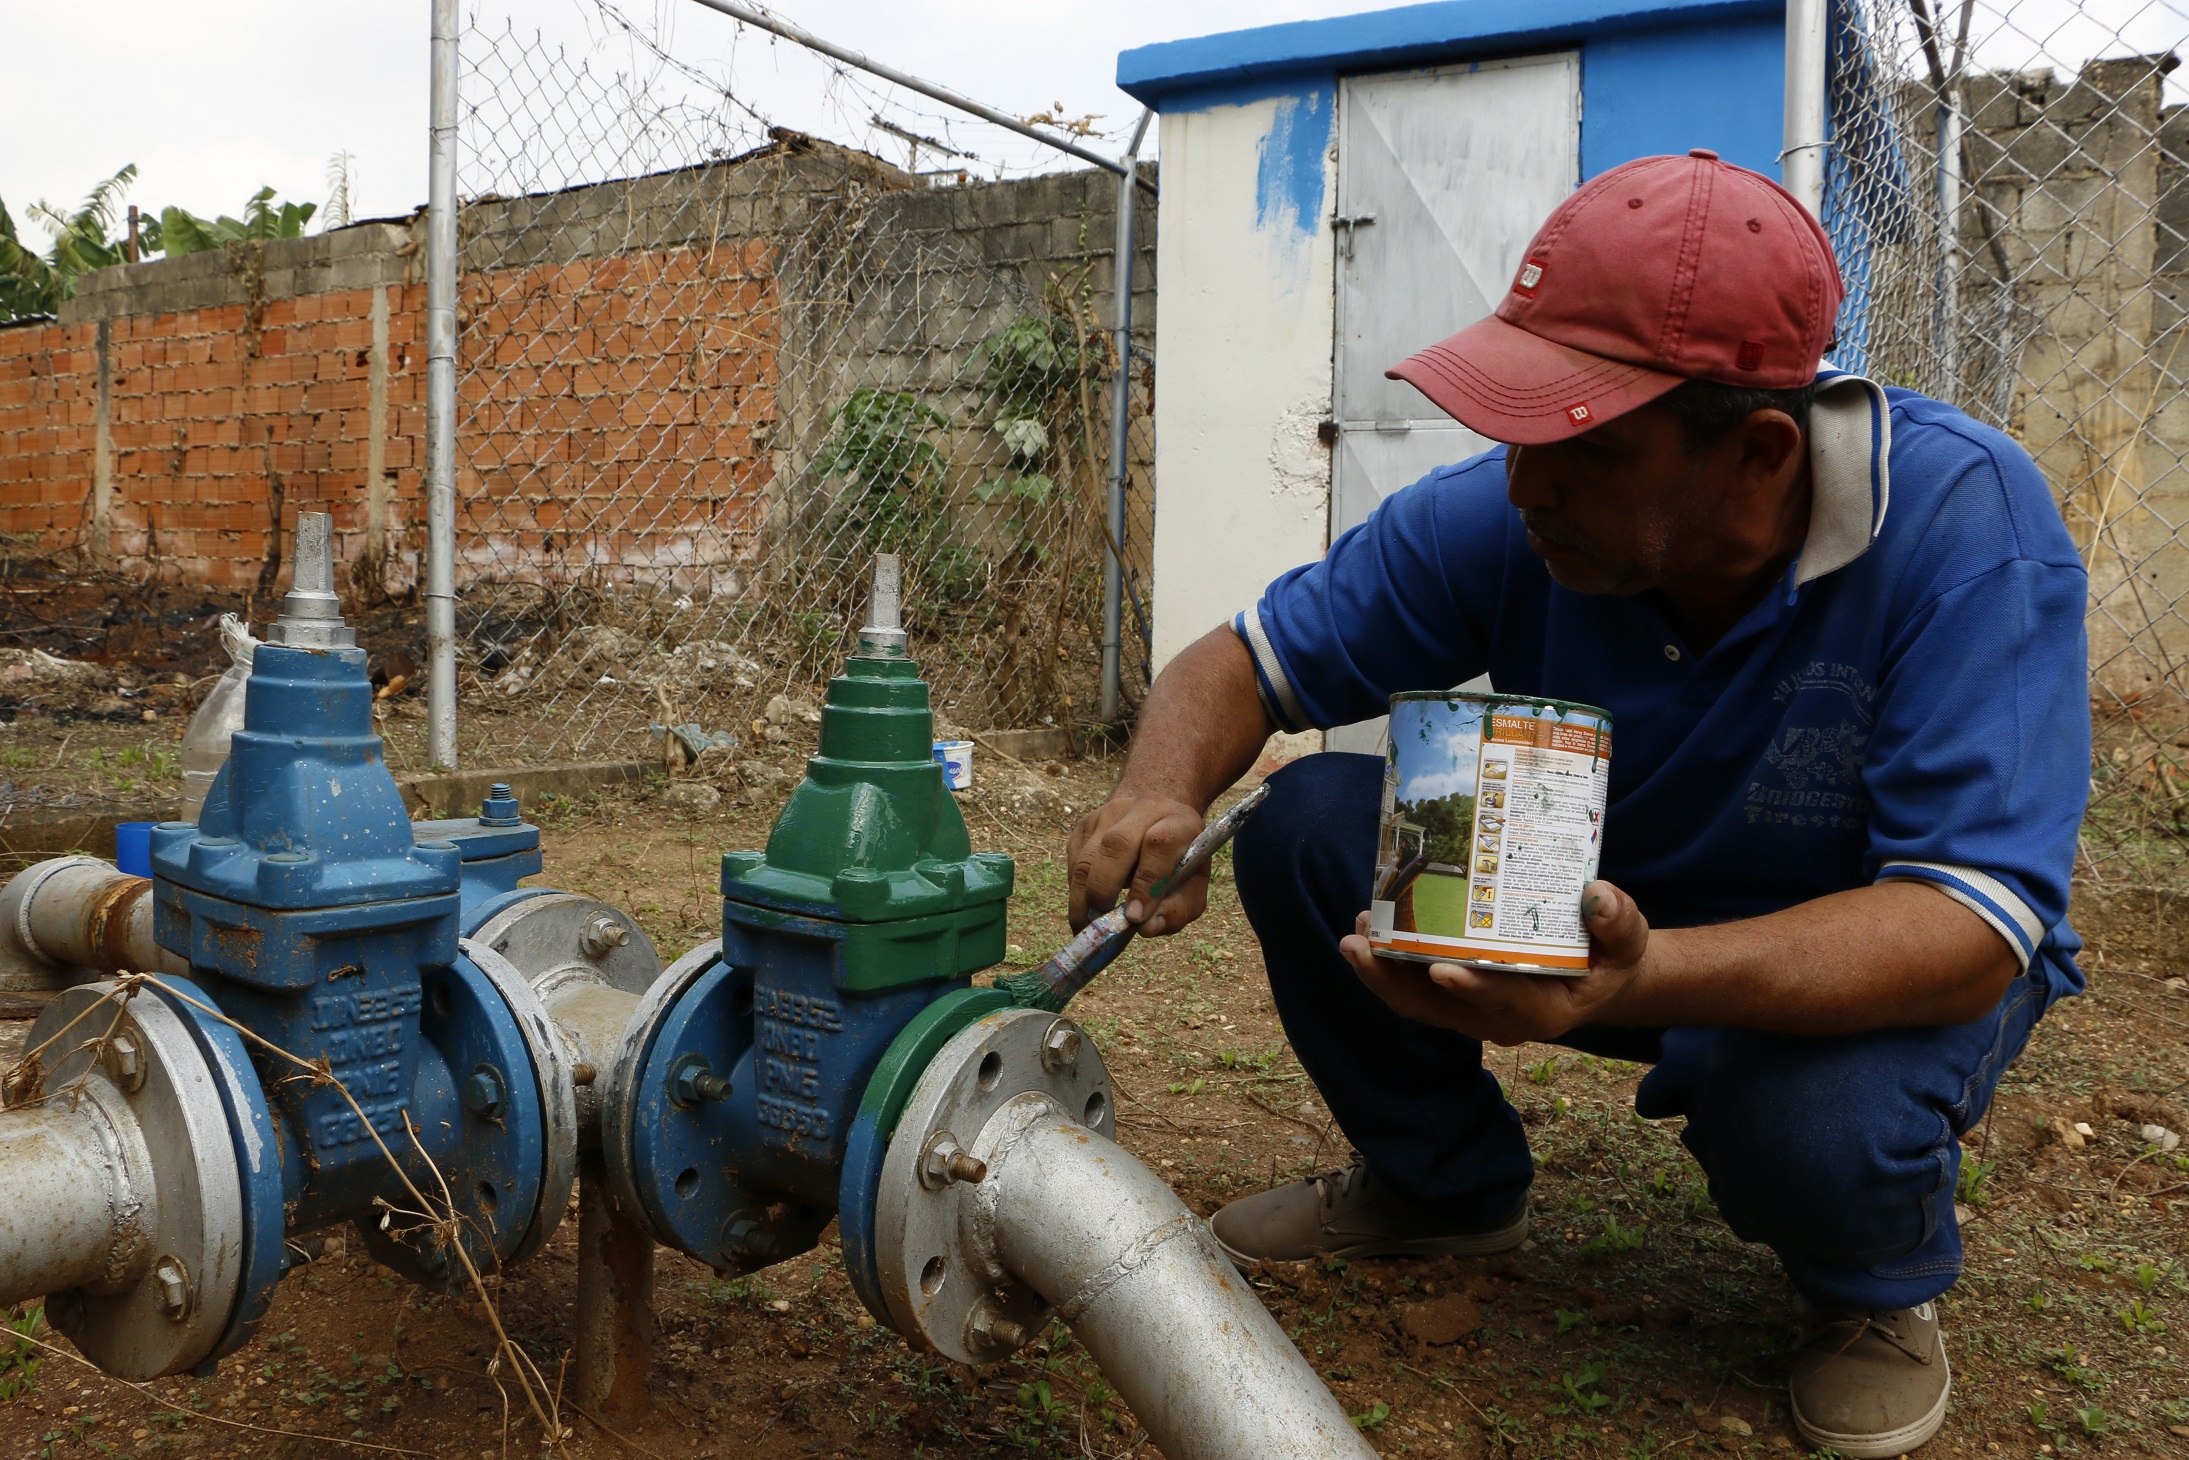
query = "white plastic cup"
(931, 739, 973, 791)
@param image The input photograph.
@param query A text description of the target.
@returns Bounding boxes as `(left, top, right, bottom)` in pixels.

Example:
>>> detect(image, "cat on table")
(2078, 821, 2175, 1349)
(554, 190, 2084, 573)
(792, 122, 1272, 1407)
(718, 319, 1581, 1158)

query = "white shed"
(1117, 0, 1802, 745)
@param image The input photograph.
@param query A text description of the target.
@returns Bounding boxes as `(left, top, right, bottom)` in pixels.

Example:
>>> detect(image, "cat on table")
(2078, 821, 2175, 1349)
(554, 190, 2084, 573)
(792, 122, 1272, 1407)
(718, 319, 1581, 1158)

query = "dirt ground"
(1, 735, 2186, 1460)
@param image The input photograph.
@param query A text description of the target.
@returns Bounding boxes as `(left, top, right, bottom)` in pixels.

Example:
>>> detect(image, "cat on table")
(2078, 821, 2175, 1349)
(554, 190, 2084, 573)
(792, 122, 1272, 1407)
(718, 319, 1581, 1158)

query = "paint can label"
(1367, 692, 1611, 975)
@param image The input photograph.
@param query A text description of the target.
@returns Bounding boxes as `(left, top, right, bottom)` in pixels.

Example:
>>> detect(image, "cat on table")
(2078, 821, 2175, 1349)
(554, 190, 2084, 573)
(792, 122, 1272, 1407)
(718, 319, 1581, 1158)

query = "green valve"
(721, 556, 1012, 989)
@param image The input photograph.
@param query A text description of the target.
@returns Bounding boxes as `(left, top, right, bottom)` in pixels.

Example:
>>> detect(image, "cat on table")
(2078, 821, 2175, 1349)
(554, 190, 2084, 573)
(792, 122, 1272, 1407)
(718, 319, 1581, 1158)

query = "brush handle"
(1149, 782, 1270, 902)
(999, 783, 1273, 1012)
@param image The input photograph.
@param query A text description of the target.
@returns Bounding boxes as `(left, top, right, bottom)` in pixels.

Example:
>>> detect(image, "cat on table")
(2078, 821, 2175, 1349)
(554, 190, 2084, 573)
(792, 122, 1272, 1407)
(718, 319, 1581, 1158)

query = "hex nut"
(1039, 1021, 1083, 1073)
(461, 1066, 506, 1120)
(579, 915, 632, 960)
(918, 1132, 986, 1189)
(105, 1030, 147, 1093)
(967, 1305, 1028, 1351)
(154, 1256, 191, 1320)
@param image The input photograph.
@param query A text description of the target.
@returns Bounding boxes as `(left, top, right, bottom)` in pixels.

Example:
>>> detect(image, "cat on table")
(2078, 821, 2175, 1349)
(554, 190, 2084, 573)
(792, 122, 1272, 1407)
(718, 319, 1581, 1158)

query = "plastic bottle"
(179, 614, 259, 823)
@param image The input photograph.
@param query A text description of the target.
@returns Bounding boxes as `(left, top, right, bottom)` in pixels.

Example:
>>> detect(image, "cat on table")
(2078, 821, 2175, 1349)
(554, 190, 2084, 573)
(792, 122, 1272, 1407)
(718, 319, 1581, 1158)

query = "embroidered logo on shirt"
(1763, 720, 1870, 792)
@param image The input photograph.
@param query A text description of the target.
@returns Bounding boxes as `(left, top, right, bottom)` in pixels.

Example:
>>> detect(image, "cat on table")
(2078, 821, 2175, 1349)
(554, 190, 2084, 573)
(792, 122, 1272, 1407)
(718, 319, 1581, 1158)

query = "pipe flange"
(871, 1007, 1113, 1363)
(470, 892, 663, 996)
(601, 938, 724, 1222)
(600, 939, 826, 1272)
(24, 983, 246, 1379)
(354, 952, 557, 1289)
(458, 940, 580, 1269)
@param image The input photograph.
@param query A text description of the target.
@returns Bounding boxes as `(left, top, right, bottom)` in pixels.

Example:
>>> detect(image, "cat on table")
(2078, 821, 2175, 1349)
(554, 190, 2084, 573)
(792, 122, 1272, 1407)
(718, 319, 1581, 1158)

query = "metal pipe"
(683, 0, 1146, 185)
(1781, 0, 1828, 216)
(573, 1152, 655, 1418)
(0, 1090, 151, 1304)
(536, 972, 641, 1147)
(424, 0, 460, 770)
(0, 857, 186, 991)
(986, 1113, 1378, 1460)
(1099, 110, 1153, 724)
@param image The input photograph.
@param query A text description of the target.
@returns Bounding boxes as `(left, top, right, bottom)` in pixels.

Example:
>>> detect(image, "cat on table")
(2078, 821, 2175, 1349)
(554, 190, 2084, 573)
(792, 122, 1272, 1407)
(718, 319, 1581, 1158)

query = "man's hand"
(1341, 880, 1651, 1045)
(1342, 877, 2022, 1039)
(1063, 626, 1277, 938)
(1067, 793, 1209, 936)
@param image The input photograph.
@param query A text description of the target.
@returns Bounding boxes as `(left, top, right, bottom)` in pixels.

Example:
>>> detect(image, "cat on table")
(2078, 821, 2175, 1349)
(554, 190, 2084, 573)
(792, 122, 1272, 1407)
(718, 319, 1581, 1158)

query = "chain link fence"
(1823, 0, 2188, 887)
(444, 0, 1154, 766)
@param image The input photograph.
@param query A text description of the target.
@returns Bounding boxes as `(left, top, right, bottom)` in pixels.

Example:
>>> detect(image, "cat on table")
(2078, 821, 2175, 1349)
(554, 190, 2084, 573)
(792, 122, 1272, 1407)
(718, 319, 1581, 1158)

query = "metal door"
(1332, 54, 1581, 535)
(1324, 54, 1579, 754)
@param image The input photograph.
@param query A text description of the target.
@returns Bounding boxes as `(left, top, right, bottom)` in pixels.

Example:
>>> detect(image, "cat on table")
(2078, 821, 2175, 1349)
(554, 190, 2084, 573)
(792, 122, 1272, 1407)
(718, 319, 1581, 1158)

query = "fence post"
(1782, 0, 1828, 215)
(1101, 109, 1154, 725)
(425, 0, 461, 770)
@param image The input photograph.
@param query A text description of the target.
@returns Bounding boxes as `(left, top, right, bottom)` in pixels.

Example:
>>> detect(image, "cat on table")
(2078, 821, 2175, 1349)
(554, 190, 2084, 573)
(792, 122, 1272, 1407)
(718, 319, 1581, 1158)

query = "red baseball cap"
(1387, 149, 1843, 444)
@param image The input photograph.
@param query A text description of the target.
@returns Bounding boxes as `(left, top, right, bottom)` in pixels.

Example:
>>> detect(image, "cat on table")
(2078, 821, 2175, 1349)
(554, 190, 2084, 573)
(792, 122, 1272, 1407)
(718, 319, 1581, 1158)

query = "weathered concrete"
(58, 223, 422, 325)
(395, 759, 655, 818)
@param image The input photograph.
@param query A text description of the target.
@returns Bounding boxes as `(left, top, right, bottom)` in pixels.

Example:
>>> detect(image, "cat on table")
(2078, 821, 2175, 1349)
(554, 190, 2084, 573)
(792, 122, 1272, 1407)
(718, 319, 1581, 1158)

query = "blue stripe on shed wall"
(1255, 83, 1336, 238)
(1580, 19, 1785, 177)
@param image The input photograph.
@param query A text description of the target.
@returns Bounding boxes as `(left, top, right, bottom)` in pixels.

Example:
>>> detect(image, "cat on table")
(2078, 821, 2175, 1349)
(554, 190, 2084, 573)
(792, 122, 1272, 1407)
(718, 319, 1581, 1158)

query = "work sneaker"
(1789, 1299, 1952, 1459)
(1207, 1160, 1528, 1265)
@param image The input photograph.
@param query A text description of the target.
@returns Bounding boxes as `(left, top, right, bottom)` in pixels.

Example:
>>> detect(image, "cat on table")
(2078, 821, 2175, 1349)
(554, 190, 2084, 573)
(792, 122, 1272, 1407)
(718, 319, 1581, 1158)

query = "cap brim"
(1386, 315, 1687, 445)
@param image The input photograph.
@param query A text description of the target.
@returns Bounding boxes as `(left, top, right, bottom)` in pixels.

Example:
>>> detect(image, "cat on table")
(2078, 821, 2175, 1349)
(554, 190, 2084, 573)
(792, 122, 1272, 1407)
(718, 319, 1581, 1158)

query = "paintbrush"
(994, 783, 1271, 1012)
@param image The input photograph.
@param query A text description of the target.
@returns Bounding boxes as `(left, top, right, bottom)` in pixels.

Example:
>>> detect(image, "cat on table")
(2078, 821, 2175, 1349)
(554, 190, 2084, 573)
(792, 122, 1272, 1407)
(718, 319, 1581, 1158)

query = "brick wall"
(456, 241, 779, 591)
(0, 135, 1157, 606)
(0, 323, 99, 552)
(3, 223, 429, 594)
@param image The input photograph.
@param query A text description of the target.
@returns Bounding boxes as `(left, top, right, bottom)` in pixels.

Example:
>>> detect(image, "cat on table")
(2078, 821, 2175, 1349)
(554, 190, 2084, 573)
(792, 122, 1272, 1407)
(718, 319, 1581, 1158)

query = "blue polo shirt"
(1234, 372, 2090, 1006)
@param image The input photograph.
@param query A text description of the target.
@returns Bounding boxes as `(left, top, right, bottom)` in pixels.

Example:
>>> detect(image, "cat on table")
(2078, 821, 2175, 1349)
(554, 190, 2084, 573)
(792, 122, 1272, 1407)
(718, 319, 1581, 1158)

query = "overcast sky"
(3, 1, 2182, 234)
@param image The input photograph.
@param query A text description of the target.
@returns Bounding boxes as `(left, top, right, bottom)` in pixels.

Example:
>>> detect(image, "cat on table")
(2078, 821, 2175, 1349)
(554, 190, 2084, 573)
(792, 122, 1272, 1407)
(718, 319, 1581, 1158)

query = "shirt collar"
(1792, 365, 1892, 587)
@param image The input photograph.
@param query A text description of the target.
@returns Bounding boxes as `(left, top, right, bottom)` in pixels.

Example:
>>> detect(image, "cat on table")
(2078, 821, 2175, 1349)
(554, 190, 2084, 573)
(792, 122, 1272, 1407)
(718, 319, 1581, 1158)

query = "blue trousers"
(1232, 753, 2045, 1310)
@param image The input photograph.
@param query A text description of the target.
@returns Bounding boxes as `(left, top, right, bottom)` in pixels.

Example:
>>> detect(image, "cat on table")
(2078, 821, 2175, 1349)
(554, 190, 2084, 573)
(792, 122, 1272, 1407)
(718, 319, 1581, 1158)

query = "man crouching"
(1067, 150, 2087, 1458)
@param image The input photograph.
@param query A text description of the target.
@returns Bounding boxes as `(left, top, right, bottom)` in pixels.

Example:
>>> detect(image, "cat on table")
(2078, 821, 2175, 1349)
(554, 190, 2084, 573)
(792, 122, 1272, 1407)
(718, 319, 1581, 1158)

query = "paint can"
(932, 739, 974, 791)
(1367, 692, 1610, 976)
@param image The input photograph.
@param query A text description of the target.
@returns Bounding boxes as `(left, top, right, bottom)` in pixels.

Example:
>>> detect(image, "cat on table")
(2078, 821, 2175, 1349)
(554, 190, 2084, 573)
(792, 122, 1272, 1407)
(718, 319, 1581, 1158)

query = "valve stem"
(857, 553, 907, 656)
(268, 511, 357, 649)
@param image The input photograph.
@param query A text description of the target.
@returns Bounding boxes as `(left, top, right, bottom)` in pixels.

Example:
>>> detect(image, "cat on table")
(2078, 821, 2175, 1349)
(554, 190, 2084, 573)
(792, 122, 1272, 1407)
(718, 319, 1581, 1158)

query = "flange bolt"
(1040, 1021, 1083, 1073)
(722, 1211, 783, 1262)
(461, 1065, 507, 1120)
(480, 783, 522, 826)
(579, 914, 631, 960)
(154, 1256, 191, 1321)
(967, 1305, 1028, 1351)
(105, 1029, 147, 1093)
(919, 1132, 988, 1189)
(668, 1054, 732, 1108)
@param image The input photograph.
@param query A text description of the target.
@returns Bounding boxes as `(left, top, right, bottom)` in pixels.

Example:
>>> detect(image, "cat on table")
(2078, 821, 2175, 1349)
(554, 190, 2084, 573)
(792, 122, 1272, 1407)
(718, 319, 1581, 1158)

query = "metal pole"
(1933, 0, 1975, 406)
(1100, 110, 1153, 724)
(1781, 0, 1828, 217)
(683, 0, 1151, 188)
(424, 0, 460, 770)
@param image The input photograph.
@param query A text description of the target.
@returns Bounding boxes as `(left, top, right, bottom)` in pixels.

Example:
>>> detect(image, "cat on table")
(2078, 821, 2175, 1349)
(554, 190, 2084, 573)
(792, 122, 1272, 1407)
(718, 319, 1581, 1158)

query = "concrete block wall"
(0, 135, 1157, 604)
(1962, 55, 2188, 701)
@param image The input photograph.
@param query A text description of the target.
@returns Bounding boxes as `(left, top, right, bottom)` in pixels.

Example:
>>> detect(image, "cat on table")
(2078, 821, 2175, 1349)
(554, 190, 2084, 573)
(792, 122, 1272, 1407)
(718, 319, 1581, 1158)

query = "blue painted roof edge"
(1117, 0, 1785, 106)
